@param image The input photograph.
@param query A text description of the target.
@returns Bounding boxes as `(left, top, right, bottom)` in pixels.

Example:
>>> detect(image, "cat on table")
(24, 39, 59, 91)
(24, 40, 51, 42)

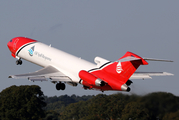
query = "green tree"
(138, 92, 179, 119)
(163, 110, 179, 120)
(120, 101, 150, 120)
(60, 102, 81, 120)
(44, 92, 179, 120)
(0, 85, 46, 120)
(43, 110, 59, 120)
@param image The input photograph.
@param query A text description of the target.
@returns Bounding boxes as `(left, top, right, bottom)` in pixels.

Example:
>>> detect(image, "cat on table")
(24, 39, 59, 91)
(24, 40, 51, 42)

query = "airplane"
(7, 37, 173, 92)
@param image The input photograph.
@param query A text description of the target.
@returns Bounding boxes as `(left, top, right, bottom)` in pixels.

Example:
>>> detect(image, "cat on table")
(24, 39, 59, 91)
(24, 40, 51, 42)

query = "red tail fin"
(115, 51, 148, 82)
(90, 52, 148, 91)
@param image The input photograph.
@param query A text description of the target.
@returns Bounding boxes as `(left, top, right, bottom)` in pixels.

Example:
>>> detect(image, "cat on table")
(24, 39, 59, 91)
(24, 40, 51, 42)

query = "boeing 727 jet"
(7, 37, 173, 92)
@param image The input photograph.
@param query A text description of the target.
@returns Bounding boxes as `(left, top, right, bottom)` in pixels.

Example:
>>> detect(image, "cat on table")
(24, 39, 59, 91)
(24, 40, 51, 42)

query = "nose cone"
(7, 39, 16, 57)
(7, 40, 12, 50)
(7, 37, 37, 58)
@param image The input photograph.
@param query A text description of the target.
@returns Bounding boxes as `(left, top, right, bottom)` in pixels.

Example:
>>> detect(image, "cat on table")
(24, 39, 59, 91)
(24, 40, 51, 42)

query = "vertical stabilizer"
(89, 52, 148, 91)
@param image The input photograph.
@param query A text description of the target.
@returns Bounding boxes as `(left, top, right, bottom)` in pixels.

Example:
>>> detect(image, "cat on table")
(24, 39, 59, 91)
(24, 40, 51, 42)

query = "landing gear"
(16, 59, 22, 65)
(56, 82, 66, 90)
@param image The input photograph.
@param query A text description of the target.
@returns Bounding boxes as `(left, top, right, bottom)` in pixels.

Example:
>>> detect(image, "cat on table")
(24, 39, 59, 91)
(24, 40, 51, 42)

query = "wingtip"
(163, 72, 174, 76)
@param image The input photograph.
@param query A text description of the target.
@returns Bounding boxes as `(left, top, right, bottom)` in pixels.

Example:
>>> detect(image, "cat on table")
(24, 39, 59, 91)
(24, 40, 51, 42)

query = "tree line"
(0, 85, 179, 120)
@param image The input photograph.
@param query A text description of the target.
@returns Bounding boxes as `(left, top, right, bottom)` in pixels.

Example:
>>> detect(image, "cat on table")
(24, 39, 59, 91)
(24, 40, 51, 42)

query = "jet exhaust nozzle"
(126, 80, 133, 86)
(95, 79, 105, 87)
(126, 87, 131, 92)
(121, 84, 131, 92)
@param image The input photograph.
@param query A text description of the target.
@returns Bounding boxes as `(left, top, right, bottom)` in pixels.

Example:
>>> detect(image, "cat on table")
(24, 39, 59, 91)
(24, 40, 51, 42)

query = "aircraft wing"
(9, 66, 72, 82)
(130, 72, 174, 79)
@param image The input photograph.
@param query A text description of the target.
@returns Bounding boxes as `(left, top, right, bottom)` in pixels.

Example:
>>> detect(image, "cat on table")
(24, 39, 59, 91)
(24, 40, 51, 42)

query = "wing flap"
(9, 66, 72, 82)
(28, 76, 47, 81)
(9, 66, 61, 79)
(130, 72, 174, 79)
(50, 76, 71, 82)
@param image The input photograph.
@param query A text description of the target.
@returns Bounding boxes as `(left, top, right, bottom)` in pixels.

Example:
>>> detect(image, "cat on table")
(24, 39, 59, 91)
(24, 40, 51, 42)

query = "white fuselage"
(17, 42, 96, 83)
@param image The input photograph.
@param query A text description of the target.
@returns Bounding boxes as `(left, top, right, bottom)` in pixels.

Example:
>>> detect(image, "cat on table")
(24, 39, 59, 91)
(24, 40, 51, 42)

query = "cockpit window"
(10, 40, 12, 42)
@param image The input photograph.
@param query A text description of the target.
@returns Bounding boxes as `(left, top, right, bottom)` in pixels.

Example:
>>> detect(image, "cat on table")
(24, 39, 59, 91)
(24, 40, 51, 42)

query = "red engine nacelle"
(79, 70, 105, 87)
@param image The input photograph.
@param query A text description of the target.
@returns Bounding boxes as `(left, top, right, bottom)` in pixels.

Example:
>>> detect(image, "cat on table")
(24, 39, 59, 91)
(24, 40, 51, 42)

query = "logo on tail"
(116, 62, 123, 73)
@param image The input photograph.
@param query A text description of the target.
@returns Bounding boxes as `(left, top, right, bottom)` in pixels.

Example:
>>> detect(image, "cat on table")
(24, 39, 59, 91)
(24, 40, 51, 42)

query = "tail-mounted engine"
(79, 70, 105, 87)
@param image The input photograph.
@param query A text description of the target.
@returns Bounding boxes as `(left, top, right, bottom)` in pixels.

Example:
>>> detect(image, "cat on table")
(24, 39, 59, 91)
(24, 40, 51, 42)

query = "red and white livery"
(7, 37, 173, 92)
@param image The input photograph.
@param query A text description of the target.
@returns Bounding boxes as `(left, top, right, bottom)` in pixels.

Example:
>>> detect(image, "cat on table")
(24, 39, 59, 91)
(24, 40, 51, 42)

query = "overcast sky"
(0, 1, 178, 96)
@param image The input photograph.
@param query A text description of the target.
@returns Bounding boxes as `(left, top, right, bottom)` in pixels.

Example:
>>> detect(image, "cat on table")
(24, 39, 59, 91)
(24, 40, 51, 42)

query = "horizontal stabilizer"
(143, 58, 173, 62)
(117, 51, 148, 65)
(117, 56, 141, 62)
(131, 72, 174, 79)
